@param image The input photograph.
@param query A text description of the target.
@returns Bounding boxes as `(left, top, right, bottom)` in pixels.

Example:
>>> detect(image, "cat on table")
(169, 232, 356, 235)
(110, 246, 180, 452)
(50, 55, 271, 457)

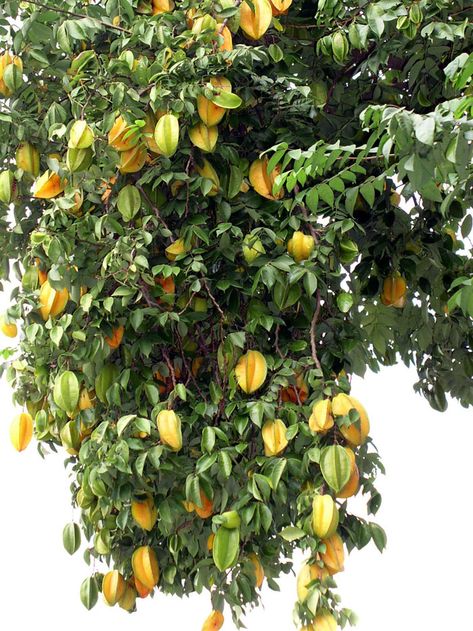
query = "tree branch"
(136, 183, 172, 236)
(23, 0, 131, 33)
(310, 289, 323, 373)
(200, 276, 225, 319)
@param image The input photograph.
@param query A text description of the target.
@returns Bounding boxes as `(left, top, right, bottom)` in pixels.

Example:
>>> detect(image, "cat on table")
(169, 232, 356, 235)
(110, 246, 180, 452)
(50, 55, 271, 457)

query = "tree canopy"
(0, 0, 472, 628)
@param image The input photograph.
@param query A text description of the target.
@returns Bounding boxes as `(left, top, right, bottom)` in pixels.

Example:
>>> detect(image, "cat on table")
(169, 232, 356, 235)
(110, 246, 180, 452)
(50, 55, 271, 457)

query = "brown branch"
(162, 349, 176, 389)
(217, 0, 243, 36)
(23, 0, 131, 33)
(200, 276, 225, 319)
(274, 324, 284, 359)
(175, 328, 208, 403)
(139, 280, 165, 311)
(136, 183, 172, 236)
(310, 289, 323, 373)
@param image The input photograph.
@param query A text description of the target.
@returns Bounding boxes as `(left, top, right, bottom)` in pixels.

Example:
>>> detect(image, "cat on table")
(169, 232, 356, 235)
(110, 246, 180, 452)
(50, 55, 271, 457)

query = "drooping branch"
(310, 289, 323, 373)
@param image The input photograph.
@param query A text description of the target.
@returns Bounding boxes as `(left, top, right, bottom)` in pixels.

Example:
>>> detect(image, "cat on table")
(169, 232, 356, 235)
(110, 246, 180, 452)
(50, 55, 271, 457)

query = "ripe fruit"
(152, 0, 175, 14)
(154, 113, 179, 157)
(309, 399, 334, 433)
(105, 325, 124, 350)
(189, 122, 218, 152)
(0, 51, 23, 96)
(194, 490, 214, 519)
(10, 412, 33, 451)
(134, 576, 152, 598)
(79, 388, 95, 411)
(331, 393, 370, 446)
(320, 532, 345, 575)
(235, 350, 267, 393)
(207, 533, 215, 551)
(102, 570, 126, 606)
(262, 418, 288, 456)
(296, 561, 329, 602)
(32, 171, 65, 199)
(131, 496, 158, 530)
(131, 546, 160, 590)
(217, 25, 233, 52)
(197, 77, 232, 126)
(119, 145, 147, 173)
(313, 609, 337, 631)
(118, 583, 137, 612)
(201, 610, 224, 631)
(312, 495, 339, 539)
(381, 273, 407, 308)
(249, 158, 283, 200)
(0, 314, 17, 338)
(270, 0, 293, 16)
(248, 553, 264, 588)
(156, 409, 182, 451)
(287, 231, 315, 263)
(280, 374, 309, 403)
(108, 115, 140, 151)
(39, 280, 69, 320)
(165, 237, 189, 261)
(240, 0, 273, 40)
(196, 158, 220, 195)
(242, 233, 266, 263)
(16, 142, 40, 177)
(336, 447, 360, 499)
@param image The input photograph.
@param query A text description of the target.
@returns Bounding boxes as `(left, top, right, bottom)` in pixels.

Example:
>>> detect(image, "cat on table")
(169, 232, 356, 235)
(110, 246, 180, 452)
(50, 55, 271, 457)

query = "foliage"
(0, 0, 472, 628)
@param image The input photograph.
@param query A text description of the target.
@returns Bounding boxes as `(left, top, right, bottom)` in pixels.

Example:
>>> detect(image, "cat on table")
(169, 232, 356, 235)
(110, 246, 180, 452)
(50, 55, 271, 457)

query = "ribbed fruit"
(320, 532, 345, 575)
(165, 237, 189, 261)
(102, 570, 126, 606)
(312, 495, 339, 538)
(240, 0, 273, 39)
(152, 0, 175, 14)
(105, 325, 124, 350)
(331, 393, 370, 446)
(201, 610, 224, 631)
(118, 582, 137, 611)
(313, 609, 337, 631)
(296, 561, 329, 602)
(39, 280, 69, 320)
(0, 314, 17, 338)
(189, 122, 218, 152)
(196, 158, 220, 195)
(108, 115, 140, 151)
(197, 77, 232, 126)
(69, 120, 94, 149)
(381, 273, 407, 308)
(242, 233, 265, 263)
(10, 412, 33, 451)
(118, 145, 147, 173)
(154, 113, 179, 157)
(262, 418, 288, 456)
(32, 171, 64, 199)
(235, 350, 267, 393)
(280, 374, 309, 403)
(194, 490, 214, 518)
(248, 552, 264, 588)
(287, 231, 315, 262)
(270, 0, 293, 16)
(156, 409, 182, 451)
(249, 158, 283, 200)
(309, 399, 334, 433)
(217, 25, 233, 51)
(79, 388, 95, 411)
(131, 496, 158, 530)
(131, 546, 160, 590)
(134, 576, 152, 598)
(336, 447, 360, 498)
(16, 142, 40, 177)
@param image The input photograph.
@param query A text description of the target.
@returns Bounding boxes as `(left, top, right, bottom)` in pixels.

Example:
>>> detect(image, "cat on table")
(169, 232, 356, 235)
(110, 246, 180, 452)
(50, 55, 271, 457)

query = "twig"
(275, 324, 284, 359)
(200, 276, 225, 319)
(217, 0, 243, 35)
(175, 328, 208, 403)
(139, 280, 165, 310)
(310, 289, 323, 373)
(136, 183, 172, 235)
(23, 0, 131, 33)
(162, 349, 176, 389)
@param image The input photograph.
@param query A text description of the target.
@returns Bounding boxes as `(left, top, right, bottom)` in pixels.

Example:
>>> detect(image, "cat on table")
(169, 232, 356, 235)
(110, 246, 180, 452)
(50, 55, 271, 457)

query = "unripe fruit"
(320, 532, 345, 575)
(242, 233, 265, 263)
(220, 510, 241, 529)
(235, 350, 267, 393)
(262, 418, 288, 456)
(189, 122, 218, 152)
(201, 610, 224, 631)
(192, 14, 218, 35)
(0, 314, 17, 338)
(339, 238, 359, 264)
(131, 496, 158, 530)
(0, 170, 14, 203)
(132, 546, 160, 589)
(154, 113, 179, 157)
(287, 231, 315, 262)
(60, 420, 81, 455)
(32, 171, 64, 199)
(249, 158, 283, 200)
(66, 147, 93, 172)
(102, 570, 126, 606)
(312, 495, 339, 539)
(332, 31, 349, 64)
(156, 409, 182, 451)
(68, 120, 94, 149)
(240, 0, 273, 40)
(309, 399, 334, 433)
(105, 325, 124, 350)
(39, 280, 69, 320)
(118, 583, 137, 612)
(16, 142, 40, 177)
(10, 412, 33, 451)
(297, 561, 329, 602)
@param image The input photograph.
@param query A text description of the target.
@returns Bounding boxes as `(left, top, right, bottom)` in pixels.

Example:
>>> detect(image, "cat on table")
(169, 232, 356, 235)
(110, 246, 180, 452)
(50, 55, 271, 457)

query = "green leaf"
(279, 526, 306, 541)
(337, 292, 354, 313)
(210, 92, 242, 109)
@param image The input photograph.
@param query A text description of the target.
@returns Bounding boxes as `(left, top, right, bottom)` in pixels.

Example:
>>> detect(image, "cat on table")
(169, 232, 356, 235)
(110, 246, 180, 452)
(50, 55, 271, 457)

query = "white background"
(1, 285, 472, 630)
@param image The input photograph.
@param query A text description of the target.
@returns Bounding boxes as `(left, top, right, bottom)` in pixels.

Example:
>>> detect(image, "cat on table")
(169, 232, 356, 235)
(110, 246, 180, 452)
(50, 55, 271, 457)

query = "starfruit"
(154, 113, 179, 157)
(320, 532, 345, 575)
(249, 157, 283, 200)
(105, 325, 124, 350)
(131, 496, 158, 531)
(381, 272, 407, 308)
(312, 495, 339, 539)
(156, 409, 182, 451)
(165, 237, 190, 261)
(32, 171, 65, 199)
(331, 393, 370, 446)
(262, 418, 288, 456)
(287, 231, 315, 262)
(189, 122, 218, 152)
(240, 0, 273, 40)
(39, 280, 69, 320)
(309, 399, 334, 433)
(0, 170, 14, 203)
(196, 158, 220, 195)
(197, 77, 232, 126)
(102, 570, 126, 606)
(16, 142, 40, 177)
(68, 120, 94, 149)
(10, 412, 33, 451)
(53, 371, 80, 416)
(202, 610, 224, 631)
(132, 546, 160, 590)
(242, 233, 265, 263)
(0, 314, 17, 338)
(235, 350, 267, 393)
(108, 115, 140, 151)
